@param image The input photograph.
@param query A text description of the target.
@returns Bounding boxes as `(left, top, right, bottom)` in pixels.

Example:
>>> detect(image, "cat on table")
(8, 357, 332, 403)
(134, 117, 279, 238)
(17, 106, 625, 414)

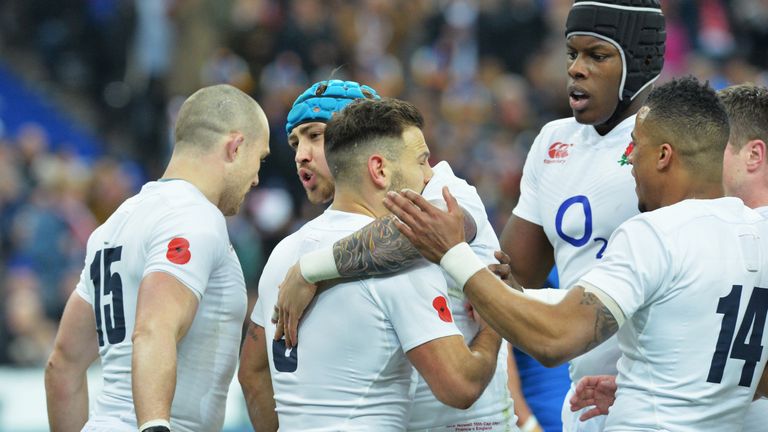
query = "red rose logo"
(166, 237, 191, 264)
(432, 296, 453, 323)
(618, 141, 635, 166)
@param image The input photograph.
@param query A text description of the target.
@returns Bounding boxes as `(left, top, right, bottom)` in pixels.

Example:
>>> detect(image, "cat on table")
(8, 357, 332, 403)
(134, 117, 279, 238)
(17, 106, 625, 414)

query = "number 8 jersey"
(513, 115, 639, 383)
(75, 180, 247, 432)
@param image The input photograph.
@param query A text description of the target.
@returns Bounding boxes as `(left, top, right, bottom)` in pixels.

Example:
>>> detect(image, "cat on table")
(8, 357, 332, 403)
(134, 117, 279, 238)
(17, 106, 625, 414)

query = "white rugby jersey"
(513, 116, 638, 383)
(75, 180, 247, 432)
(742, 206, 768, 432)
(251, 209, 462, 431)
(408, 161, 515, 430)
(579, 198, 768, 431)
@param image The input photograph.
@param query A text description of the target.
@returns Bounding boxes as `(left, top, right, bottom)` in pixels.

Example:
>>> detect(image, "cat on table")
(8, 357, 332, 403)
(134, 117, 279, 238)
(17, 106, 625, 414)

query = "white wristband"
(299, 247, 340, 284)
(439, 242, 485, 290)
(520, 415, 540, 432)
(139, 419, 171, 431)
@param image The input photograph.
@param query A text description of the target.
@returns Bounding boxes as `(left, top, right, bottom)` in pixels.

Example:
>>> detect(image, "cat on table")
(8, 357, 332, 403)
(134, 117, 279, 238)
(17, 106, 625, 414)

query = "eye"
(309, 132, 323, 140)
(591, 53, 608, 61)
(567, 50, 577, 61)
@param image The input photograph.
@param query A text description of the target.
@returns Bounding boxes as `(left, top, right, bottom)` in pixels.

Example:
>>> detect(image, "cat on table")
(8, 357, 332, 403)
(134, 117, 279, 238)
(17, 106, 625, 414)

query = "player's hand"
(274, 262, 318, 348)
(569, 374, 617, 421)
(382, 186, 465, 263)
(488, 250, 523, 291)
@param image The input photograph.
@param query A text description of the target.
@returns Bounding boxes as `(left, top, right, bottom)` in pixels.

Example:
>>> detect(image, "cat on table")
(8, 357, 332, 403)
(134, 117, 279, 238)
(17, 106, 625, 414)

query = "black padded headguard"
(566, 0, 666, 113)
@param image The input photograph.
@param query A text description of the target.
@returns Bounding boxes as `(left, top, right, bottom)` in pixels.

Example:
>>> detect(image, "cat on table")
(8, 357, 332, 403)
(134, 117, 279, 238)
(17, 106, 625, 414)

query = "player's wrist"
(139, 419, 171, 432)
(439, 242, 485, 290)
(299, 247, 340, 284)
(520, 414, 540, 432)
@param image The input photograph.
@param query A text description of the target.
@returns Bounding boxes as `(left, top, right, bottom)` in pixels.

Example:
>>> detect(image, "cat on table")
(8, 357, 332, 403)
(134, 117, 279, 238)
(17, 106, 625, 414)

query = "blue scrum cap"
(565, 0, 666, 103)
(285, 80, 381, 135)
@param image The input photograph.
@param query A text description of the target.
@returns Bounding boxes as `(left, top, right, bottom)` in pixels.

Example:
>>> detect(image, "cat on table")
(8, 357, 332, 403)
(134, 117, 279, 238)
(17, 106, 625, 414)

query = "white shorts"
(561, 384, 607, 432)
(743, 398, 768, 432)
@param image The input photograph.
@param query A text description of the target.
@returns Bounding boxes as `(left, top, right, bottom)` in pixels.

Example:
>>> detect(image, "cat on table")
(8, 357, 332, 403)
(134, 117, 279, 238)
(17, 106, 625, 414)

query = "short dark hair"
(644, 76, 730, 177)
(718, 84, 768, 152)
(324, 97, 424, 181)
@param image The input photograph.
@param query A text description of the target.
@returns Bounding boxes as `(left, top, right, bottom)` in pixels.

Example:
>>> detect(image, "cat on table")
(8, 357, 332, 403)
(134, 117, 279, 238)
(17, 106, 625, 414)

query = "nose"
(424, 166, 434, 184)
(295, 141, 311, 165)
(568, 54, 587, 80)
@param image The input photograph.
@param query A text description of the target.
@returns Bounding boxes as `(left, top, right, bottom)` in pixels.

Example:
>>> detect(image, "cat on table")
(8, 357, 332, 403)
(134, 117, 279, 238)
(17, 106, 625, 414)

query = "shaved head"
(174, 84, 267, 152)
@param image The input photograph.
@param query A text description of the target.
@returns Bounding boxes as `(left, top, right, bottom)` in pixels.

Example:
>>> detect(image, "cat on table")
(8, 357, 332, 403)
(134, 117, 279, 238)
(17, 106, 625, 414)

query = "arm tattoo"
(580, 292, 619, 353)
(332, 215, 422, 277)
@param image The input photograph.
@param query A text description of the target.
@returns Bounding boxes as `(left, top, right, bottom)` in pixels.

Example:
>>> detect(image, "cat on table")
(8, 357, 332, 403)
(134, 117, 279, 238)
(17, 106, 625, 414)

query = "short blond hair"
(174, 84, 266, 151)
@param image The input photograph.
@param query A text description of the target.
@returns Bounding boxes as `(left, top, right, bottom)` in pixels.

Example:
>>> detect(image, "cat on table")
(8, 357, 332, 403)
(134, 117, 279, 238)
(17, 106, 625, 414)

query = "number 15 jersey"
(513, 116, 639, 382)
(75, 180, 247, 432)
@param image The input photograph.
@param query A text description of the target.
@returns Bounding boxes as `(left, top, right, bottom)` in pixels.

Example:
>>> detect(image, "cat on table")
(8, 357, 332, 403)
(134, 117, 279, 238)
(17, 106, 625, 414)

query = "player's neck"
(664, 177, 724, 206)
(330, 186, 387, 218)
(738, 178, 768, 209)
(161, 153, 223, 207)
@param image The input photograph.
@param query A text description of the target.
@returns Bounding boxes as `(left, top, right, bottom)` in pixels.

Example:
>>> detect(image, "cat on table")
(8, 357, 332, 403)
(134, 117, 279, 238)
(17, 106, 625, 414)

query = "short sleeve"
(74, 264, 92, 304)
(376, 262, 463, 352)
(143, 205, 227, 300)
(578, 218, 669, 320)
(512, 132, 544, 225)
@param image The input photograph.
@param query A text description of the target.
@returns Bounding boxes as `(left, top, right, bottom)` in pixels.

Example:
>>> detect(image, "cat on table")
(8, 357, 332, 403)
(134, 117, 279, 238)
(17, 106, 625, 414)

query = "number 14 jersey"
(580, 198, 768, 431)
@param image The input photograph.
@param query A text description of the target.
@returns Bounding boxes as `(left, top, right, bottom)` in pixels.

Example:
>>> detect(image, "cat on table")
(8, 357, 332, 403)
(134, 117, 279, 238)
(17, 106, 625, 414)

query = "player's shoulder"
(634, 198, 756, 234)
(538, 117, 582, 136)
(425, 161, 474, 195)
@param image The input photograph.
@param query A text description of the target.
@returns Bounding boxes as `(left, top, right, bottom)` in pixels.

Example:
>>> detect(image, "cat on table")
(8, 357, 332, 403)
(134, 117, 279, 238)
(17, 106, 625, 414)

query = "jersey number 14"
(90, 246, 127, 346)
(707, 285, 768, 387)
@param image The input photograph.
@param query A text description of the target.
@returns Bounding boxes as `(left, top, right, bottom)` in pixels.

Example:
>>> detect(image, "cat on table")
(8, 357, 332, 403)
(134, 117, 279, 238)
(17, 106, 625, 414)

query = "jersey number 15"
(90, 246, 127, 346)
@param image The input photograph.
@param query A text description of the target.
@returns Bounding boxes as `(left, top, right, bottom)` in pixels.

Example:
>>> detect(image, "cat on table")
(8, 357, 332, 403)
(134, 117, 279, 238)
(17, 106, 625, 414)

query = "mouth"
(298, 168, 317, 189)
(568, 85, 591, 112)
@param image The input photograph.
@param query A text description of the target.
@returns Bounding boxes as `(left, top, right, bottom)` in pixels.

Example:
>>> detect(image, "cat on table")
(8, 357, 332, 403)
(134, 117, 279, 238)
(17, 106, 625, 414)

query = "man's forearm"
(464, 270, 617, 367)
(132, 330, 178, 424)
(45, 364, 89, 432)
(465, 325, 502, 390)
(333, 215, 422, 277)
(242, 373, 278, 431)
(240, 324, 278, 431)
(332, 209, 476, 278)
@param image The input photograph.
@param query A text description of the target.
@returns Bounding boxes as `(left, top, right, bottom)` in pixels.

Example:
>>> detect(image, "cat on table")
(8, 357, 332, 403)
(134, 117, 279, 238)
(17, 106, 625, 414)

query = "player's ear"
(225, 132, 245, 162)
(745, 139, 766, 172)
(657, 143, 672, 170)
(368, 154, 387, 189)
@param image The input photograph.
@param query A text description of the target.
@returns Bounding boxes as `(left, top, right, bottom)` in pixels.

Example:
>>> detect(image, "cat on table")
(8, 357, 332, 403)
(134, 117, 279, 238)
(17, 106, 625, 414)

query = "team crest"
(618, 141, 635, 166)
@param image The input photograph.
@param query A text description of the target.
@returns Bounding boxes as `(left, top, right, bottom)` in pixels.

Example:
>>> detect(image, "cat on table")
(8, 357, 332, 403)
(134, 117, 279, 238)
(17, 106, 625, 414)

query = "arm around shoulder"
(45, 291, 99, 432)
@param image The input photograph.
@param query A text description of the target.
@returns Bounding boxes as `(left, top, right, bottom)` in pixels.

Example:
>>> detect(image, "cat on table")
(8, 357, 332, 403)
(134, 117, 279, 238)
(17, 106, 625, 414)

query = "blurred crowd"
(0, 0, 767, 367)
